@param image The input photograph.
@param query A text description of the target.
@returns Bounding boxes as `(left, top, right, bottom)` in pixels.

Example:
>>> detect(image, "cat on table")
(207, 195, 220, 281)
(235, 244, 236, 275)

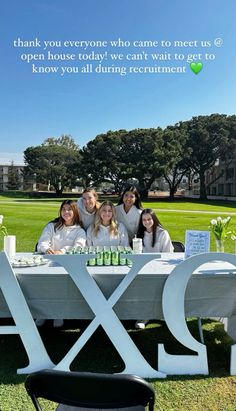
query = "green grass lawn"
(145, 198, 236, 212)
(0, 195, 236, 410)
(0, 319, 235, 410)
(1, 196, 236, 252)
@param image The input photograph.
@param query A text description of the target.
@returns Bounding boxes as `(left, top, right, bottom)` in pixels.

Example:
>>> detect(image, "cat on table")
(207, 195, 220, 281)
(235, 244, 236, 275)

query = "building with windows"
(205, 159, 236, 199)
(0, 162, 24, 191)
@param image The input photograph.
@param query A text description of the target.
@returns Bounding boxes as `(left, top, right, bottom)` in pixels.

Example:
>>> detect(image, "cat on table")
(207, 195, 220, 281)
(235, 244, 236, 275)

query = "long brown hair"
(137, 208, 163, 247)
(51, 200, 84, 231)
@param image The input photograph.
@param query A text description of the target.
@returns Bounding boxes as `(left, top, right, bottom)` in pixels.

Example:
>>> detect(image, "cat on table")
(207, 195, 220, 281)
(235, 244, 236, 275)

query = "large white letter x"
(48, 254, 166, 378)
(0, 252, 54, 373)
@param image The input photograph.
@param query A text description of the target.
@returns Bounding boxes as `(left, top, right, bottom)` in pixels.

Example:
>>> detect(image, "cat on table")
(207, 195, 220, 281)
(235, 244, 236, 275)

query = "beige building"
(0, 162, 24, 191)
(205, 159, 236, 198)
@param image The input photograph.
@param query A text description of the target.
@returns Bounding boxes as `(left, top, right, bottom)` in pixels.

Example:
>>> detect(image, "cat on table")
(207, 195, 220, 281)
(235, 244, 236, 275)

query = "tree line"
(23, 114, 236, 199)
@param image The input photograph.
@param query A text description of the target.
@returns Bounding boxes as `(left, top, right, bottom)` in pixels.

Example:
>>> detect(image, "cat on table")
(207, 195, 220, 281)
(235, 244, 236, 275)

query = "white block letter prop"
(0, 252, 55, 373)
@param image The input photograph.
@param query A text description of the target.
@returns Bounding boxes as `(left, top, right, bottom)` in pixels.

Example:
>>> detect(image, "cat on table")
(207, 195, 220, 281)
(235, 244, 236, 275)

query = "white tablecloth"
(1, 253, 236, 336)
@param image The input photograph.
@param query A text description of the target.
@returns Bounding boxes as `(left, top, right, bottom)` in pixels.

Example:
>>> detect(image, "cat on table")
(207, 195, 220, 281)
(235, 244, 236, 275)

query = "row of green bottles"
(66, 246, 133, 266)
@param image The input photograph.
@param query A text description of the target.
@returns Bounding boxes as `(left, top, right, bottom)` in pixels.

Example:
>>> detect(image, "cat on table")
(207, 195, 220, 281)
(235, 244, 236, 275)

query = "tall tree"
(23, 136, 81, 195)
(80, 130, 130, 192)
(81, 128, 165, 198)
(120, 128, 165, 198)
(180, 114, 236, 200)
(162, 126, 190, 199)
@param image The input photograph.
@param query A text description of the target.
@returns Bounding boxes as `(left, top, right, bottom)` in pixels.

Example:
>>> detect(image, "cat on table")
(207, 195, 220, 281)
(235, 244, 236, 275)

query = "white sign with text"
(185, 230, 210, 258)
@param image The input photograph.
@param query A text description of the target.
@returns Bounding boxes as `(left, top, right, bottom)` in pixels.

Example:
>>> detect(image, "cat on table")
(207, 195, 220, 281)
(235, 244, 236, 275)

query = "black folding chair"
(25, 369, 155, 411)
(172, 241, 185, 252)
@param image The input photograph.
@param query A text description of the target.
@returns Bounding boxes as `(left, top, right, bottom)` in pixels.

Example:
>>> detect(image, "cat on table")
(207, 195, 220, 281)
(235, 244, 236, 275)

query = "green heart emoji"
(190, 62, 203, 74)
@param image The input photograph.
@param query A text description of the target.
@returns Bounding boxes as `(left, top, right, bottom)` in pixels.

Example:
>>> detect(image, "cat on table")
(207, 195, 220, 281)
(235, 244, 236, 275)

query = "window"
(226, 168, 234, 180)
(218, 184, 224, 195)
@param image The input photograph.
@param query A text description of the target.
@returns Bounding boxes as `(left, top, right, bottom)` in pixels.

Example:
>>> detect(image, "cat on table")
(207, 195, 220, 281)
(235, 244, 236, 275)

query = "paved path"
(1, 200, 236, 215)
(153, 208, 236, 215)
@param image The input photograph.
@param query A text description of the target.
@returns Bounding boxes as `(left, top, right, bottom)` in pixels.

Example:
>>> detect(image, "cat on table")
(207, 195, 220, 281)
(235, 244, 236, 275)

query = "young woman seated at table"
(115, 186, 142, 244)
(36, 200, 86, 328)
(37, 200, 86, 255)
(137, 208, 174, 253)
(87, 201, 129, 247)
(77, 187, 101, 230)
(135, 208, 173, 330)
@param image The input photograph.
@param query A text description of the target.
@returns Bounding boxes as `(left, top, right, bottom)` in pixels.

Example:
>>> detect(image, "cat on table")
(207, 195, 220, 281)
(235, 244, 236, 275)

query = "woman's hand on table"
(46, 248, 64, 255)
(46, 248, 54, 254)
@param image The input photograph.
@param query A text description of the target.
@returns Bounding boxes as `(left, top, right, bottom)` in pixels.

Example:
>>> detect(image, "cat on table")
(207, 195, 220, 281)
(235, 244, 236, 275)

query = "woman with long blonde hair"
(87, 201, 129, 247)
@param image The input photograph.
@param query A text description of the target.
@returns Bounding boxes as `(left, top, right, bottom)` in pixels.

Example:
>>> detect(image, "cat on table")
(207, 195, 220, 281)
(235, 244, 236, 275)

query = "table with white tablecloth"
(1, 252, 236, 376)
(1, 253, 236, 332)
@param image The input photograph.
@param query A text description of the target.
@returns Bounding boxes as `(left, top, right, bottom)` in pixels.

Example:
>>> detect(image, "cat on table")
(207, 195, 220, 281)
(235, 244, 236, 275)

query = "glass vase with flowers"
(0, 215, 16, 259)
(209, 216, 231, 252)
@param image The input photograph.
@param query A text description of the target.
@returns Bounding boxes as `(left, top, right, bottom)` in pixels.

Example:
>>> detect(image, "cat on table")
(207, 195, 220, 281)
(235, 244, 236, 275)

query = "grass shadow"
(0, 318, 233, 386)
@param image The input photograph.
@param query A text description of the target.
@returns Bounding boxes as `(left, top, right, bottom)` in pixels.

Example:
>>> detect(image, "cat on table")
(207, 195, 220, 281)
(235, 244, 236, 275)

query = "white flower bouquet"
(209, 216, 231, 241)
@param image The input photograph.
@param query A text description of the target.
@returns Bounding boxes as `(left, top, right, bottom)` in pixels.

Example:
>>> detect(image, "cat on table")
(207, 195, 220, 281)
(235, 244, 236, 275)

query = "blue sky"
(0, 0, 235, 164)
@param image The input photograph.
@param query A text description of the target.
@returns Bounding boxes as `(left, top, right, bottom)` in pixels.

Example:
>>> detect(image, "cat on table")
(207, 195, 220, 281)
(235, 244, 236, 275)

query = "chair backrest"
(25, 369, 155, 411)
(172, 241, 185, 252)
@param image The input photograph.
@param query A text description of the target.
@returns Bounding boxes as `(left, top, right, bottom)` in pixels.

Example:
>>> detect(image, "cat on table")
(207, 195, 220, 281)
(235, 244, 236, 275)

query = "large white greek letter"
(158, 252, 236, 375)
(0, 252, 55, 373)
(48, 254, 166, 378)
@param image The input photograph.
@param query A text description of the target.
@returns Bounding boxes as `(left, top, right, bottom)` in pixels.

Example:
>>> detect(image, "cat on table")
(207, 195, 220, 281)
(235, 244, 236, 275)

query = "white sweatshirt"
(77, 197, 97, 230)
(86, 222, 129, 247)
(115, 204, 142, 243)
(142, 227, 174, 253)
(37, 222, 86, 253)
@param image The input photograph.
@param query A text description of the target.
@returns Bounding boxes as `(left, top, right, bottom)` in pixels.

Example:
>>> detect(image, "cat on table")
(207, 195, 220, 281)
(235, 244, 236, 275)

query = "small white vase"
(4, 235, 16, 259)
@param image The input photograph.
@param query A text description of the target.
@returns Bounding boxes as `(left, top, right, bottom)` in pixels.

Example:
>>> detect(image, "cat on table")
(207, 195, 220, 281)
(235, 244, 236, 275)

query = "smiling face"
(123, 191, 136, 211)
(142, 213, 154, 232)
(82, 192, 97, 213)
(61, 204, 74, 226)
(100, 204, 113, 226)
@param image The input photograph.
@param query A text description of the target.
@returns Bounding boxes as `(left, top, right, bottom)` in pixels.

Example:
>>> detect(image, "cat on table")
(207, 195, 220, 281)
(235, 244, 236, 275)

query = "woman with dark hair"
(115, 186, 142, 243)
(77, 187, 100, 230)
(36, 200, 86, 328)
(137, 208, 173, 253)
(135, 209, 173, 330)
(37, 200, 86, 254)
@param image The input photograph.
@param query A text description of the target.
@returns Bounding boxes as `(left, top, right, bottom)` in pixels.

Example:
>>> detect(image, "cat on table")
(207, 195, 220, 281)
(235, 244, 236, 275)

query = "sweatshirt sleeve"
(37, 223, 54, 253)
(159, 230, 174, 253)
(60, 227, 87, 253)
(119, 223, 129, 247)
(86, 225, 93, 246)
(73, 227, 87, 249)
